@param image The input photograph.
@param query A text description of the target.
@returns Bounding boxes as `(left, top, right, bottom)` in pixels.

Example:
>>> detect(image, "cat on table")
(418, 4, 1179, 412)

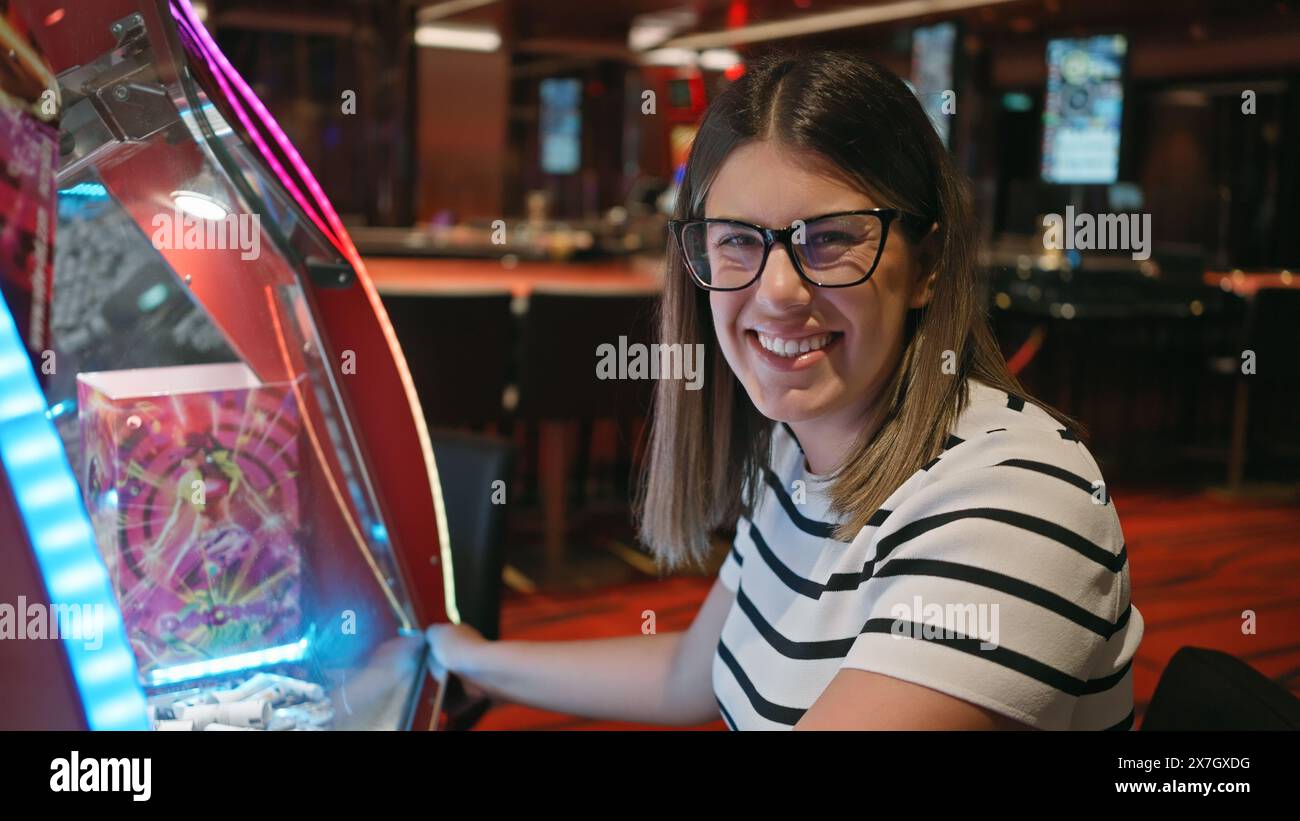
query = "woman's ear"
(908, 222, 941, 309)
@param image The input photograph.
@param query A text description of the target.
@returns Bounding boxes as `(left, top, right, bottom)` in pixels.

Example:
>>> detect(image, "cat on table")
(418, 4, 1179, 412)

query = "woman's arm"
(795, 669, 1035, 730)
(427, 575, 735, 726)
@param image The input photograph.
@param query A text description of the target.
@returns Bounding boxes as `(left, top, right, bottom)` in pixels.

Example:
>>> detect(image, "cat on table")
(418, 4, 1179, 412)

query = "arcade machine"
(0, 0, 459, 730)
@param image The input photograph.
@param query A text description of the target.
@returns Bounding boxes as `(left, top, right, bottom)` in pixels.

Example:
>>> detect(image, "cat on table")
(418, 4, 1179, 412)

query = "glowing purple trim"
(170, 0, 363, 266)
(169, 5, 337, 253)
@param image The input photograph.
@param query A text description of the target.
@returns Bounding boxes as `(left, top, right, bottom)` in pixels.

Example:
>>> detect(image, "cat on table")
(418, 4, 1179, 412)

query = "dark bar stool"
(515, 290, 658, 574)
(1225, 287, 1300, 486)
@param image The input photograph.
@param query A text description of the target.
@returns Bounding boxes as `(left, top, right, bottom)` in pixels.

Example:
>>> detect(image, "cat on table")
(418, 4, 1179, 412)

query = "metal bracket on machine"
(108, 12, 149, 48)
(55, 12, 182, 182)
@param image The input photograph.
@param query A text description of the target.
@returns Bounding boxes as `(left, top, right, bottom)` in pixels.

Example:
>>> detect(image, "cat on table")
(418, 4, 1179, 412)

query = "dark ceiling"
(199, 0, 1300, 62)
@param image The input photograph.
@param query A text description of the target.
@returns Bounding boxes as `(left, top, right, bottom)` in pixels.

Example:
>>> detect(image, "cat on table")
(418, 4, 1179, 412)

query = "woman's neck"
(788, 395, 887, 476)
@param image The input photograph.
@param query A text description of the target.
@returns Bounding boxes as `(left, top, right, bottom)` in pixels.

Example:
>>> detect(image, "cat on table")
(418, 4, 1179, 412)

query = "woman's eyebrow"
(702, 210, 876, 227)
(702, 213, 761, 223)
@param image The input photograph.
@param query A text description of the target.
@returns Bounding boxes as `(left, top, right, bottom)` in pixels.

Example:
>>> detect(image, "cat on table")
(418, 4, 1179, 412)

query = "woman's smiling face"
(705, 141, 933, 435)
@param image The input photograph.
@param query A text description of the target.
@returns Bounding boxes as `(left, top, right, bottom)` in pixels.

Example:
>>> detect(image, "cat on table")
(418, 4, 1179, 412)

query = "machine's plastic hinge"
(307, 258, 357, 289)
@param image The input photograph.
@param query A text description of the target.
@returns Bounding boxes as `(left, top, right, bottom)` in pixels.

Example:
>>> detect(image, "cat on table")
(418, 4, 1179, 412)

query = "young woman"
(427, 51, 1143, 730)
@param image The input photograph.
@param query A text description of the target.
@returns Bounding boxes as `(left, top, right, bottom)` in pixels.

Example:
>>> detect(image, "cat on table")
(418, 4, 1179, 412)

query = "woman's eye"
(715, 233, 758, 248)
(810, 231, 859, 245)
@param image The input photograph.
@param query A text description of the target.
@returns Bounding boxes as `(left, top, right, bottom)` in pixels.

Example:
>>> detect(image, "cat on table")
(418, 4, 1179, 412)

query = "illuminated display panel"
(1041, 34, 1128, 184)
(540, 77, 582, 175)
(911, 22, 958, 149)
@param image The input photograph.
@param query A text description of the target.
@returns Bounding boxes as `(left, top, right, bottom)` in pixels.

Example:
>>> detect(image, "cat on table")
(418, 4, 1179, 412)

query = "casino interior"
(0, 0, 1298, 731)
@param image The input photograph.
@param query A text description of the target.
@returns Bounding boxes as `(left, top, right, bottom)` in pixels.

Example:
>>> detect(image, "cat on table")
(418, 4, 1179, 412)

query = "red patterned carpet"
(476, 487, 1300, 730)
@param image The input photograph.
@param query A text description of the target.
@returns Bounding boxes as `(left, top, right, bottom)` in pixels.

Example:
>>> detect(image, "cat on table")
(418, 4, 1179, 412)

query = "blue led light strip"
(0, 297, 150, 730)
(146, 636, 310, 687)
(55, 182, 109, 198)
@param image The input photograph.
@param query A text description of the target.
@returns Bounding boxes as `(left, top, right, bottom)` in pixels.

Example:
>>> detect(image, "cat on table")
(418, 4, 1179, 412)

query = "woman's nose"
(754, 243, 813, 310)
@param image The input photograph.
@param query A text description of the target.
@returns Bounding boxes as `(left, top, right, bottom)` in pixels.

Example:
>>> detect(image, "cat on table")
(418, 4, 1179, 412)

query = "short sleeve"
(838, 433, 1133, 730)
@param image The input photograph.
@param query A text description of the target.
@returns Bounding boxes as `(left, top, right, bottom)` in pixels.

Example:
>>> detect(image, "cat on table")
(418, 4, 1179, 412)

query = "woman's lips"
(746, 329, 841, 371)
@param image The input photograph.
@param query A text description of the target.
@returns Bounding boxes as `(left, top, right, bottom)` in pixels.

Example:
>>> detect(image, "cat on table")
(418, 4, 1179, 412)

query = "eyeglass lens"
(679, 213, 885, 288)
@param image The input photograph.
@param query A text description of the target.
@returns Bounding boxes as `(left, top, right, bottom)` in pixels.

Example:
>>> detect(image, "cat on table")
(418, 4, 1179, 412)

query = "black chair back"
(383, 292, 515, 428)
(430, 430, 514, 641)
(1142, 646, 1300, 730)
(1246, 287, 1300, 385)
(515, 291, 658, 421)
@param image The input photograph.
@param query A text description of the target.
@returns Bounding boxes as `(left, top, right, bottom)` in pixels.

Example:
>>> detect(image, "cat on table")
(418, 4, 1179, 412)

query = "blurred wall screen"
(1041, 34, 1128, 184)
(540, 78, 582, 175)
(911, 22, 958, 148)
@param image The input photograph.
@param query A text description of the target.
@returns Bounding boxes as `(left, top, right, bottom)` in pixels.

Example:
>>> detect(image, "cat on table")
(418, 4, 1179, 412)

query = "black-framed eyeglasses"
(669, 208, 930, 291)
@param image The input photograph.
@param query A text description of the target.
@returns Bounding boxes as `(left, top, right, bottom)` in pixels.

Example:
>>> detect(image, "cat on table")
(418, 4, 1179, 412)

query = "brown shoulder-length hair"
(636, 50, 1080, 570)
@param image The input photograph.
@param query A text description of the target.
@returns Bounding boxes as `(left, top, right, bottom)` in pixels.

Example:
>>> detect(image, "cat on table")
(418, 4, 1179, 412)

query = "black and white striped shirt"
(713, 379, 1143, 730)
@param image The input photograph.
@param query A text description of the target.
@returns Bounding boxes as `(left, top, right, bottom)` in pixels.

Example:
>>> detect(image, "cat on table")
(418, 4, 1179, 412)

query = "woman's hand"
(425, 622, 490, 699)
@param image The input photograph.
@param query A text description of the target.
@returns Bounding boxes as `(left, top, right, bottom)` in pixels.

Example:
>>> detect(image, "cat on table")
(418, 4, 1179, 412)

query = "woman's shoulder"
(939, 379, 1102, 481)
(875, 378, 1123, 562)
(953, 378, 1073, 440)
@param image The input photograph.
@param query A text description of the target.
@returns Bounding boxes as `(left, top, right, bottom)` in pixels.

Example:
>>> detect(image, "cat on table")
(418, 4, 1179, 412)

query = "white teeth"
(756, 333, 834, 358)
